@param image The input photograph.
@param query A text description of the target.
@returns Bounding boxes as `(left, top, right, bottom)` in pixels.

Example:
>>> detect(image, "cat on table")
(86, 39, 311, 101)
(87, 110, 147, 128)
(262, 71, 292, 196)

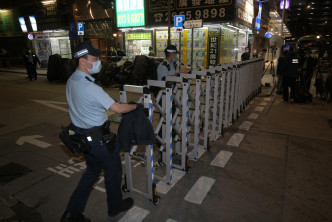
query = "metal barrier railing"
(120, 58, 264, 205)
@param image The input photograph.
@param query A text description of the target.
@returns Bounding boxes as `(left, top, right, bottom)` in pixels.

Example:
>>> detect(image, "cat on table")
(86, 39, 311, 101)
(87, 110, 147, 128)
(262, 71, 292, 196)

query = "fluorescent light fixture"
(41, 0, 56, 5)
(18, 17, 28, 32)
(29, 16, 37, 32)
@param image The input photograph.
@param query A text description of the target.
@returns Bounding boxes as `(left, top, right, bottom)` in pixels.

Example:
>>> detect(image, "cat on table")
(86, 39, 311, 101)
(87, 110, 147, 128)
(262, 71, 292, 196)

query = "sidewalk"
(0, 67, 47, 75)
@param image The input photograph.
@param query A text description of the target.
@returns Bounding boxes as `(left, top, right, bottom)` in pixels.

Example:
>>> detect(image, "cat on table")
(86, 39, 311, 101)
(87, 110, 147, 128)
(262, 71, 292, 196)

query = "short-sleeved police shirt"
(66, 70, 115, 129)
(157, 59, 176, 80)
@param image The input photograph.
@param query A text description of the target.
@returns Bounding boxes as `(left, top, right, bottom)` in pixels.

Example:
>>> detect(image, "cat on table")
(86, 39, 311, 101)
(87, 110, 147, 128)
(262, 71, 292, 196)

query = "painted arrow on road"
(16, 135, 51, 148)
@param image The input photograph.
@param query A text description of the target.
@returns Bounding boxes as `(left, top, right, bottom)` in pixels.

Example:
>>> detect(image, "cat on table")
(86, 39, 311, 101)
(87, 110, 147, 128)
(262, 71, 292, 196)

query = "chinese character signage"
(208, 27, 220, 66)
(146, 0, 235, 26)
(116, 0, 145, 28)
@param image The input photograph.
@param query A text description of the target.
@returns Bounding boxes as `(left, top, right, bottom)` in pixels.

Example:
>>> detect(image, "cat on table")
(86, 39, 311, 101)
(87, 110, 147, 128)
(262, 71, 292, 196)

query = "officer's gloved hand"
(129, 102, 143, 110)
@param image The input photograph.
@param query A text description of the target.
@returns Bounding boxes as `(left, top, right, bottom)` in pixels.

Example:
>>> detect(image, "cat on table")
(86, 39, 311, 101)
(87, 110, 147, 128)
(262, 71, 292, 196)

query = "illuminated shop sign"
(280, 0, 290, 10)
(264, 32, 273, 38)
(255, 2, 262, 31)
(126, 32, 151, 40)
(116, 0, 145, 28)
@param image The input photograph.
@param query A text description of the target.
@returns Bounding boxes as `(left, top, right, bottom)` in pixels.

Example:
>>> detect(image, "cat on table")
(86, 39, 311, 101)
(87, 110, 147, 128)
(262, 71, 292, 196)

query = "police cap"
(164, 45, 178, 56)
(74, 41, 101, 59)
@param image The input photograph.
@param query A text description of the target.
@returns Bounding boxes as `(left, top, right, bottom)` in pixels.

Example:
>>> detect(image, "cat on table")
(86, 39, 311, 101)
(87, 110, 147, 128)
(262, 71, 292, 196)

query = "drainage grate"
(0, 162, 32, 185)
(328, 119, 332, 128)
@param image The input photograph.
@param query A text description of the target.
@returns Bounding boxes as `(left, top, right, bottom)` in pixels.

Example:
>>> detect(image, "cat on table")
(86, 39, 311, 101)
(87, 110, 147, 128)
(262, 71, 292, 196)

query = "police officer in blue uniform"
(157, 45, 189, 81)
(61, 41, 136, 222)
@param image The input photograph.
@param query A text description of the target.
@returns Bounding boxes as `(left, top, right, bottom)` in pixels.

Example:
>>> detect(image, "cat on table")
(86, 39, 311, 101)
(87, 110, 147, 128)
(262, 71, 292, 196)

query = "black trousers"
(65, 129, 122, 215)
(282, 76, 296, 101)
(26, 64, 37, 80)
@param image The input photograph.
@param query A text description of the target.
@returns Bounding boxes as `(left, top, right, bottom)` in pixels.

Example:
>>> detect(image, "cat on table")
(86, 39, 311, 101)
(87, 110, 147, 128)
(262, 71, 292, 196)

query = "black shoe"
(60, 211, 91, 222)
(108, 197, 134, 217)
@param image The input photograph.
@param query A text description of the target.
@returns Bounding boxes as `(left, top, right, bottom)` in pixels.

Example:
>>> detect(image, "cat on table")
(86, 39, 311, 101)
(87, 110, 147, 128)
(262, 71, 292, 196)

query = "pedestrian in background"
(241, 47, 250, 61)
(299, 48, 317, 91)
(108, 46, 118, 62)
(61, 41, 136, 222)
(280, 46, 299, 102)
(23, 48, 40, 81)
(148, 46, 155, 57)
(276, 46, 287, 95)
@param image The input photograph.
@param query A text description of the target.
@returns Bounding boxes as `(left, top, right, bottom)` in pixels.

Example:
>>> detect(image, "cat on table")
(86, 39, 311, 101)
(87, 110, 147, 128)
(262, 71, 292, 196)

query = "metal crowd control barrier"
(119, 59, 264, 204)
(146, 80, 173, 185)
(179, 73, 206, 160)
(119, 85, 160, 205)
(165, 76, 191, 172)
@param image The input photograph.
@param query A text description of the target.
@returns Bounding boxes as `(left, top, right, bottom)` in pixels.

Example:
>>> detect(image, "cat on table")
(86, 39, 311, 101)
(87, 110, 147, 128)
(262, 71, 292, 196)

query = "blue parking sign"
(174, 15, 185, 28)
(77, 22, 84, 35)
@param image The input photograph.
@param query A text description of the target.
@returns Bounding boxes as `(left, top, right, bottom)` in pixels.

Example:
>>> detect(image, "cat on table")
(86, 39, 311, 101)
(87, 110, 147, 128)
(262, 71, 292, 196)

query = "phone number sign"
(146, 0, 235, 26)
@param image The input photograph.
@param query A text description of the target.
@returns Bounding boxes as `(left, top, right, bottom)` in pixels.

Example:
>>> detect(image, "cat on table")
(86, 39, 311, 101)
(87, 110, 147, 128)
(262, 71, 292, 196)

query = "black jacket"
(281, 52, 299, 79)
(276, 56, 284, 75)
(117, 106, 156, 152)
(23, 52, 40, 67)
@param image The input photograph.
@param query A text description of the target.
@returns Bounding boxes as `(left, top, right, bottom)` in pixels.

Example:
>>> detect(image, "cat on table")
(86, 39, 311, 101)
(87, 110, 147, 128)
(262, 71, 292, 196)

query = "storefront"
(32, 31, 71, 68)
(116, 0, 255, 68)
(123, 31, 153, 59)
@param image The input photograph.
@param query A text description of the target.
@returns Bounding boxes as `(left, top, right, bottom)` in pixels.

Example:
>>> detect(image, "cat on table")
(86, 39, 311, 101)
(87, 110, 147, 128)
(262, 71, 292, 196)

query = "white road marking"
(259, 102, 268, 106)
(248, 113, 259, 120)
(254, 106, 264, 112)
(16, 135, 51, 148)
(263, 98, 271, 102)
(239, 121, 253, 131)
(188, 146, 206, 161)
(227, 133, 245, 147)
(32, 100, 68, 112)
(166, 219, 178, 222)
(118, 206, 149, 222)
(184, 176, 215, 205)
(157, 169, 186, 194)
(210, 151, 233, 168)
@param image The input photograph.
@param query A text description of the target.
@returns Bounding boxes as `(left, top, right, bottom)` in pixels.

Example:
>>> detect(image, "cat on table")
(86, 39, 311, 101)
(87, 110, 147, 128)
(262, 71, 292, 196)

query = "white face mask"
(85, 59, 101, 74)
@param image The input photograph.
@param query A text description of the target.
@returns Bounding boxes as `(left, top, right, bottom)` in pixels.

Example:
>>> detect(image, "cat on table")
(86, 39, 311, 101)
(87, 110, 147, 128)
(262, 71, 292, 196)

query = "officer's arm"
(109, 102, 137, 114)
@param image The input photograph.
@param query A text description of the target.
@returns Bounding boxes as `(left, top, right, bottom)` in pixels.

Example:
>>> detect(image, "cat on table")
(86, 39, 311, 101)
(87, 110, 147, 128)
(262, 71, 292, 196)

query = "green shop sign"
(126, 32, 151, 40)
(116, 0, 145, 28)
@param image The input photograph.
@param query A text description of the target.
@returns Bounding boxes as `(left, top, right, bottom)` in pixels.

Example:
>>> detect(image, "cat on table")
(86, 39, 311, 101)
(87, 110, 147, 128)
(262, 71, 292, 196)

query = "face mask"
(173, 56, 178, 64)
(85, 59, 101, 74)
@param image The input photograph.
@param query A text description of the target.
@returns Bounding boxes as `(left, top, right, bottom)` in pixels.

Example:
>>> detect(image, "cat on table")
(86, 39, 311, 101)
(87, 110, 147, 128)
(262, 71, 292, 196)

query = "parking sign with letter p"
(77, 22, 84, 35)
(174, 15, 185, 28)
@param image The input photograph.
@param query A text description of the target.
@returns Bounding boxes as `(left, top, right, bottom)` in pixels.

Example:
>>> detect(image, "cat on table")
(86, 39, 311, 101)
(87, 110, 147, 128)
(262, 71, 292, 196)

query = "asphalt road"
(1, 71, 332, 222)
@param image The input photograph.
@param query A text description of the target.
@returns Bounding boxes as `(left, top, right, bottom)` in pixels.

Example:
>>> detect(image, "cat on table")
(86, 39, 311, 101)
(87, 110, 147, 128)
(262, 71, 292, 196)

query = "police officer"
(61, 41, 136, 222)
(157, 45, 189, 80)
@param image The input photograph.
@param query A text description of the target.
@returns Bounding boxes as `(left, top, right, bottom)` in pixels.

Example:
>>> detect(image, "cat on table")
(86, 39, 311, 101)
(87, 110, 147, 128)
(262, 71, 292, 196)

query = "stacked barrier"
(119, 59, 264, 205)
